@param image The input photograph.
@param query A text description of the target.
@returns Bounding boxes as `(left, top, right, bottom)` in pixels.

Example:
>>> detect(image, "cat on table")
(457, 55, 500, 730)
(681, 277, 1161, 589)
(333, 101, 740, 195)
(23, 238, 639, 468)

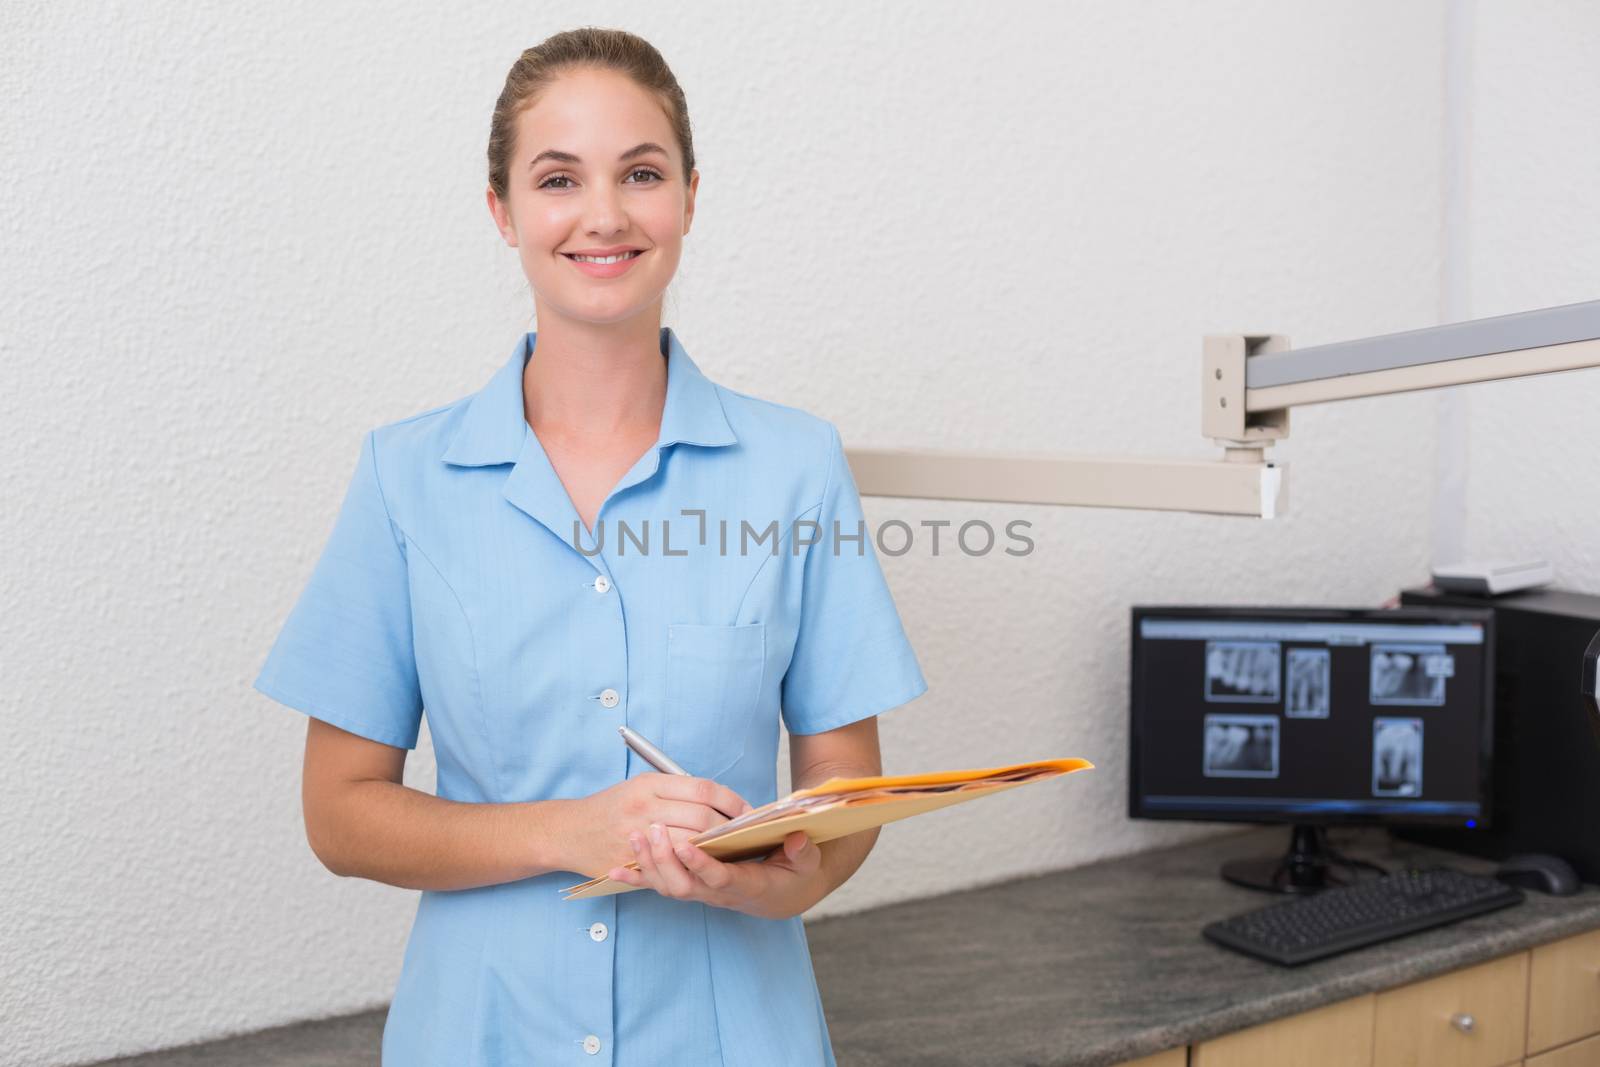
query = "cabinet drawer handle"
(1450, 1012, 1476, 1034)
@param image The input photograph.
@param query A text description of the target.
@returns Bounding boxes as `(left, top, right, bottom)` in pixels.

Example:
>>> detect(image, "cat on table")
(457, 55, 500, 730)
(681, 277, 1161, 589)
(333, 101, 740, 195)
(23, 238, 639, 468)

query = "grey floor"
(87, 1010, 384, 1067)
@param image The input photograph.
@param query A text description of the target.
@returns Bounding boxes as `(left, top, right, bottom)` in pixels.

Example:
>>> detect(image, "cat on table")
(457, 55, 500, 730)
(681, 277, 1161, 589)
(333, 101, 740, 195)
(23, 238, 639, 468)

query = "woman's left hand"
(609, 823, 823, 920)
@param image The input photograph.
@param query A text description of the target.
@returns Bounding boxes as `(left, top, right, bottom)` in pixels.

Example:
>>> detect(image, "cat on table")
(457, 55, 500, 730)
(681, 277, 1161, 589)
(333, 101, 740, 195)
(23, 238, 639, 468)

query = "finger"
(654, 776, 754, 821)
(784, 831, 821, 872)
(651, 799, 731, 835)
(784, 831, 808, 860)
(665, 825, 722, 855)
(647, 823, 696, 898)
(634, 830, 691, 898)
(674, 840, 736, 891)
(630, 831, 663, 892)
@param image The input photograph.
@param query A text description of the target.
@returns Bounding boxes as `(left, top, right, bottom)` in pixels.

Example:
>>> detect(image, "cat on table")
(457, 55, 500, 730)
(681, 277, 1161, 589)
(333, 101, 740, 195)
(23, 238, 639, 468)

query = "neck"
(523, 313, 668, 440)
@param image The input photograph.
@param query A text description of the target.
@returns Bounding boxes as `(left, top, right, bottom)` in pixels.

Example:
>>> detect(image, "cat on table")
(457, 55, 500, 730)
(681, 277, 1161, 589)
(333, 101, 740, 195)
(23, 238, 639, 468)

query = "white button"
(593, 575, 611, 593)
(583, 1034, 602, 1055)
(589, 921, 608, 942)
(599, 688, 620, 708)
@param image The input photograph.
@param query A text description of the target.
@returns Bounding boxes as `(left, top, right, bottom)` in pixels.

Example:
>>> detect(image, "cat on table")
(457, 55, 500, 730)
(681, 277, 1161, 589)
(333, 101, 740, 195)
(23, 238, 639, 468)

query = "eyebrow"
(528, 142, 669, 170)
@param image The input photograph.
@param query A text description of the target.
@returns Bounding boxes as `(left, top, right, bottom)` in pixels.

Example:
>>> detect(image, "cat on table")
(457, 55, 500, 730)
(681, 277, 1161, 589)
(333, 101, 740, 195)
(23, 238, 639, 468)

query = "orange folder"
(560, 757, 1093, 900)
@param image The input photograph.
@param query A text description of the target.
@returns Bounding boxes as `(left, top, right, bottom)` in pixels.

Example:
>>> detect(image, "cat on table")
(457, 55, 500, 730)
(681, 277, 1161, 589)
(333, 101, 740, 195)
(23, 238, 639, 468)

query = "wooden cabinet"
(1529, 928, 1600, 1055)
(1190, 995, 1375, 1067)
(1115, 1049, 1186, 1067)
(1527, 1033, 1600, 1066)
(1372, 952, 1528, 1067)
(1172, 929, 1600, 1067)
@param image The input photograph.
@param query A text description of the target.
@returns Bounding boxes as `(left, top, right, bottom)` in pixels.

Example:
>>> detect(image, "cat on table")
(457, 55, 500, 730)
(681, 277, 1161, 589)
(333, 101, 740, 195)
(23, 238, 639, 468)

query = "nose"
(581, 182, 627, 239)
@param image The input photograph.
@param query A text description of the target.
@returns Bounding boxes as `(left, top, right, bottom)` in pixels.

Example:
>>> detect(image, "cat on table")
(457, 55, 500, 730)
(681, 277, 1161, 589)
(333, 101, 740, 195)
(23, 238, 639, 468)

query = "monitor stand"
(1221, 825, 1362, 894)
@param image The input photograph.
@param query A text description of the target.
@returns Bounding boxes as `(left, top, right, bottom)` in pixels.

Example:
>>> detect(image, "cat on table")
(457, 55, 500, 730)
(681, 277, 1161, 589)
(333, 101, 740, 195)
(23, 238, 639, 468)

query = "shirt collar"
(441, 325, 737, 467)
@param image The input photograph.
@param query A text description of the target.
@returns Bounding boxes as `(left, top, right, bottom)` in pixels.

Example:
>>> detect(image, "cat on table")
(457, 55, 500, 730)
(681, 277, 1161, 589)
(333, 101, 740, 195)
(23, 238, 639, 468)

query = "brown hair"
(487, 27, 695, 204)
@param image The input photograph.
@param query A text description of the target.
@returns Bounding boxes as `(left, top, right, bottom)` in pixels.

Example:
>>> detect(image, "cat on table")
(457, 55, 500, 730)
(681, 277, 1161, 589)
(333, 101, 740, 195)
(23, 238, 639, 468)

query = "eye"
(537, 167, 662, 191)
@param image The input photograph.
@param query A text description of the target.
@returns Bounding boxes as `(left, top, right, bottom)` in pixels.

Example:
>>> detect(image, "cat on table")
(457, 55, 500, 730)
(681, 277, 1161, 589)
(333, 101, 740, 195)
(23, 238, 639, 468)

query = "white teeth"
(571, 251, 640, 264)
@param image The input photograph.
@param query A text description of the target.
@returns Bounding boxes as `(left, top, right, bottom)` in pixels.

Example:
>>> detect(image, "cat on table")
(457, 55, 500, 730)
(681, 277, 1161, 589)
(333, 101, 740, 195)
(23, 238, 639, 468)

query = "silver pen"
(617, 724, 689, 776)
(618, 725, 746, 821)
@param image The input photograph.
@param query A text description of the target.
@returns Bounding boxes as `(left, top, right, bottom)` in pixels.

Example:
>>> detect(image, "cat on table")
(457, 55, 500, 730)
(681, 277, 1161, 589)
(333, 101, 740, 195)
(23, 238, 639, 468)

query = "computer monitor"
(1128, 605, 1495, 893)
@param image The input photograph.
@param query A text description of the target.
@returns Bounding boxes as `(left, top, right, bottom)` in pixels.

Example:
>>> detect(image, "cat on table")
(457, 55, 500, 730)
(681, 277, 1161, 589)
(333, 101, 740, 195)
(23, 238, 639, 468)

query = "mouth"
(562, 250, 645, 264)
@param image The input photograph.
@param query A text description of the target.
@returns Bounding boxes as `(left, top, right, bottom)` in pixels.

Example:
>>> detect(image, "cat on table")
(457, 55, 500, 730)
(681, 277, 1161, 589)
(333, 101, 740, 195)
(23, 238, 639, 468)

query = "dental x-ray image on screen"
(1204, 641, 1280, 703)
(1132, 607, 1491, 827)
(1372, 716, 1424, 796)
(1370, 644, 1453, 706)
(1203, 714, 1280, 778)
(1285, 647, 1330, 718)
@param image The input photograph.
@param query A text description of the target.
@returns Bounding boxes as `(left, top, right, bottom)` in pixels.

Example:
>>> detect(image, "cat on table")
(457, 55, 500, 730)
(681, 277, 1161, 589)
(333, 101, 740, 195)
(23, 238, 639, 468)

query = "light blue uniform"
(253, 327, 927, 1065)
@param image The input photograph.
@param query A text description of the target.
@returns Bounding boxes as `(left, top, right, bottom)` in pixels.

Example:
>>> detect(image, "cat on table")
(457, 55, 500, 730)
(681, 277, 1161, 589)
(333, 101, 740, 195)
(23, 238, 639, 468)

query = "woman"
(252, 27, 927, 1066)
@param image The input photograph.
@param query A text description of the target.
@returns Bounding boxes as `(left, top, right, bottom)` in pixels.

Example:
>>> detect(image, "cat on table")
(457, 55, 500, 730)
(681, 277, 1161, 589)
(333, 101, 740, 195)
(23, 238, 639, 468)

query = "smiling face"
(487, 66, 698, 330)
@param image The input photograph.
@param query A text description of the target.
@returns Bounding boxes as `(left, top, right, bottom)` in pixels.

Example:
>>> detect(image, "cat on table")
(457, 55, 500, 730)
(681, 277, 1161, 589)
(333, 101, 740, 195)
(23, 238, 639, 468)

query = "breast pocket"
(665, 622, 766, 780)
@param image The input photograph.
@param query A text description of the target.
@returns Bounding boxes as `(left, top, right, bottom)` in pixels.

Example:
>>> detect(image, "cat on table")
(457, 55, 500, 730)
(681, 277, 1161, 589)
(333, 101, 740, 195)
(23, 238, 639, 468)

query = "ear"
(682, 168, 698, 236)
(486, 185, 518, 248)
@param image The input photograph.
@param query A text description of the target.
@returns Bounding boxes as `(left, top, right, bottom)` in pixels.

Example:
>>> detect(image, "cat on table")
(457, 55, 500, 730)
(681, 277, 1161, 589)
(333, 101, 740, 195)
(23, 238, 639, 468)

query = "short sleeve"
(252, 431, 424, 749)
(780, 423, 928, 735)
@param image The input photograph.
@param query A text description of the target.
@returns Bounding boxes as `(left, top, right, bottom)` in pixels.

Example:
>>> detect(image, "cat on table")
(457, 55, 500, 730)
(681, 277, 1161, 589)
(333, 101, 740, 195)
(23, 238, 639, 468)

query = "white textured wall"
(2, 2, 1465, 1063)
(1447, 1, 1600, 583)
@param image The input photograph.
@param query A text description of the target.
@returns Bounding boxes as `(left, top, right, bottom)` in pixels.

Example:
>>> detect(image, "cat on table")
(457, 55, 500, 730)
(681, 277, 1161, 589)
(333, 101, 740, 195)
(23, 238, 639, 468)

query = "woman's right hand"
(565, 773, 754, 880)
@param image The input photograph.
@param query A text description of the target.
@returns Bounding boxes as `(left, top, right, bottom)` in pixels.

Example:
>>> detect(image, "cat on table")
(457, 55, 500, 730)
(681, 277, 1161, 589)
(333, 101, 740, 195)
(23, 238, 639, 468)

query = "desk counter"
(805, 827, 1600, 1067)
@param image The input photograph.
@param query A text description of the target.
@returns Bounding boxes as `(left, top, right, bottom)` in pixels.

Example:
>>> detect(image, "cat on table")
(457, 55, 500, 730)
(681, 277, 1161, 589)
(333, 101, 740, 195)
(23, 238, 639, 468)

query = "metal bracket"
(1203, 334, 1291, 449)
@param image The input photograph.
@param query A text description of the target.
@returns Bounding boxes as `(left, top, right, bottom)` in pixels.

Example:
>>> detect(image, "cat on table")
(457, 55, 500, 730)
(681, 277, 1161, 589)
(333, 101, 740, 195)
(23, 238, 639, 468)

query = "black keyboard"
(1203, 868, 1525, 966)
